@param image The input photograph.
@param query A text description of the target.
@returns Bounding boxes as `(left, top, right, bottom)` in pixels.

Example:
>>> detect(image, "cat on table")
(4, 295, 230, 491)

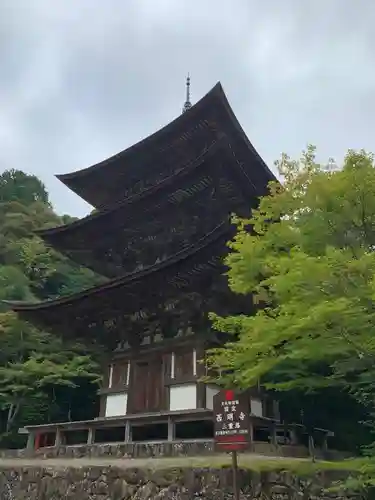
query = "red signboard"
(213, 390, 250, 451)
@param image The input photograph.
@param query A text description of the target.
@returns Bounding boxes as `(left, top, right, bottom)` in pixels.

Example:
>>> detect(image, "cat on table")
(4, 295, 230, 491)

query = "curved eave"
(56, 83, 223, 206)
(7, 221, 230, 315)
(36, 139, 223, 240)
(55, 81, 276, 208)
(216, 83, 275, 182)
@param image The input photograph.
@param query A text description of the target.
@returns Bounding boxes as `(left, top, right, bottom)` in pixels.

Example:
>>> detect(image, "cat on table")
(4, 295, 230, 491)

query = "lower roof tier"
(37, 137, 272, 278)
(56, 82, 274, 210)
(7, 222, 243, 350)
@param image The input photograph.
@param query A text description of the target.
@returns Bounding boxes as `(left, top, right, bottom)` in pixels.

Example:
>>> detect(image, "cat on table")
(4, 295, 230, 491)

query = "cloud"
(1, 0, 375, 215)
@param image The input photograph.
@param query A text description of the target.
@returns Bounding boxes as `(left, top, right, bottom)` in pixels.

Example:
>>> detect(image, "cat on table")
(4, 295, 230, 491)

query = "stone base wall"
(0, 440, 344, 460)
(0, 466, 354, 500)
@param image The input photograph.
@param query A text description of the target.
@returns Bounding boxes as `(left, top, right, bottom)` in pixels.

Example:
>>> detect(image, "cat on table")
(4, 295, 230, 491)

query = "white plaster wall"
(205, 385, 220, 410)
(250, 398, 263, 417)
(169, 384, 197, 411)
(105, 392, 128, 417)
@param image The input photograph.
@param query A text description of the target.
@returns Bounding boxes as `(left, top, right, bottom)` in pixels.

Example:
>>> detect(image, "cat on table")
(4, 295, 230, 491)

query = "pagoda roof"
(37, 138, 274, 277)
(56, 82, 274, 209)
(7, 222, 232, 349)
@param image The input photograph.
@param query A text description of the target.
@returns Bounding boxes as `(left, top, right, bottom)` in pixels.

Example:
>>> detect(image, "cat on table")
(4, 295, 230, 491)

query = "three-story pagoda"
(8, 80, 293, 452)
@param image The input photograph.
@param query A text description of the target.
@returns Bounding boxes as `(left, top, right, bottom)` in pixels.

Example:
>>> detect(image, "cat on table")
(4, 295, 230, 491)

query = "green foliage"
(0, 169, 50, 206)
(0, 266, 35, 309)
(0, 314, 99, 432)
(0, 169, 102, 442)
(207, 146, 375, 456)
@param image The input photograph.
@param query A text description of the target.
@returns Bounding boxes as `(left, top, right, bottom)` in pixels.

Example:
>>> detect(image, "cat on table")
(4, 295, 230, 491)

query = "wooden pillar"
(124, 420, 132, 443)
(308, 434, 315, 461)
(196, 382, 206, 409)
(196, 344, 206, 409)
(322, 434, 328, 451)
(165, 385, 170, 412)
(272, 400, 280, 421)
(249, 419, 254, 451)
(290, 426, 298, 445)
(167, 417, 175, 442)
(126, 359, 136, 415)
(54, 427, 62, 447)
(99, 395, 106, 418)
(35, 432, 41, 450)
(87, 427, 95, 445)
(270, 422, 277, 446)
(26, 432, 35, 452)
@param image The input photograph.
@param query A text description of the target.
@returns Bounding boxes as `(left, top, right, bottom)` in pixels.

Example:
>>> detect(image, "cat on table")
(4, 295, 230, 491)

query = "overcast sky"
(1, 1, 375, 216)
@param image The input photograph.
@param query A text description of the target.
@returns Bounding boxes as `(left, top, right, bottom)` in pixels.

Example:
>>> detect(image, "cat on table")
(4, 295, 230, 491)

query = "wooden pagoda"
(8, 81, 325, 454)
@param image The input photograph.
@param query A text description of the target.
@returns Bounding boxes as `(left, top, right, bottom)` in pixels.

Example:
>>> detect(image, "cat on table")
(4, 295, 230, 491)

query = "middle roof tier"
(37, 137, 274, 278)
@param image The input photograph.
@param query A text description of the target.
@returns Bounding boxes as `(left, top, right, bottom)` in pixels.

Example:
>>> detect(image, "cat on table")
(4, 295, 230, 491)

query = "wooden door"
(132, 361, 149, 413)
(131, 358, 164, 413)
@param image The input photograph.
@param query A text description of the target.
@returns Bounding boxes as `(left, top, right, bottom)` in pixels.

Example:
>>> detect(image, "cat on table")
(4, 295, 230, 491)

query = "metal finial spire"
(182, 74, 192, 113)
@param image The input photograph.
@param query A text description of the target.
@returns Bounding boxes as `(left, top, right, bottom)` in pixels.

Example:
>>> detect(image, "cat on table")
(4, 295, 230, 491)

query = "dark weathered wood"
(232, 451, 240, 500)
(11, 224, 243, 348)
(195, 342, 207, 409)
(24, 408, 215, 435)
(113, 332, 213, 359)
(196, 382, 206, 409)
(213, 390, 251, 452)
(26, 433, 35, 451)
(124, 420, 131, 443)
(150, 358, 164, 411)
(174, 349, 193, 379)
(164, 375, 198, 386)
(54, 428, 62, 447)
(167, 417, 175, 441)
(87, 427, 95, 445)
(111, 361, 129, 388)
(97, 386, 128, 396)
(56, 82, 275, 210)
(39, 139, 269, 278)
(98, 395, 106, 418)
(130, 357, 165, 413)
(7, 81, 287, 443)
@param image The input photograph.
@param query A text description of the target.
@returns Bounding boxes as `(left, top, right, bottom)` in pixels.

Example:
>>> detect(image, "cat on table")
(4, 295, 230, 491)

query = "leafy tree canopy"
(207, 147, 375, 456)
(0, 169, 50, 206)
(208, 146, 375, 388)
(0, 169, 103, 443)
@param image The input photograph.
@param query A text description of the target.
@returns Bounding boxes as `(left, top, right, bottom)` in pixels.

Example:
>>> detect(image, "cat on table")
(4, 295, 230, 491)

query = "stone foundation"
(0, 465, 354, 500)
(0, 440, 343, 460)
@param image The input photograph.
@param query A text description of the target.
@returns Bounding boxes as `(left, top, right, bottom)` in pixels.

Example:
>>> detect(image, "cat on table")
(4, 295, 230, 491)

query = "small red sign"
(213, 390, 251, 452)
(225, 390, 234, 401)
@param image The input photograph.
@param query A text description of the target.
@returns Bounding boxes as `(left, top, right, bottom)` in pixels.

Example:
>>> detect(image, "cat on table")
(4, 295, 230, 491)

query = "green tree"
(0, 169, 50, 206)
(0, 313, 100, 434)
(207, 146, 375, 454)
(0, 168, 103, 444)
(0, 266, 35, 309)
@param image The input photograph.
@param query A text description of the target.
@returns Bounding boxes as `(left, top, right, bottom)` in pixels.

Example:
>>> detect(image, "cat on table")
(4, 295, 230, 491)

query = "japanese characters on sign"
(213, 389, 250, 451)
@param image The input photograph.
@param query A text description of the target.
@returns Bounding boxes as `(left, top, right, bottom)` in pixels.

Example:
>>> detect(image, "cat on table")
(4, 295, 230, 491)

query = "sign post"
(232, 447, 239, 500)
(213, 390, 251, 500)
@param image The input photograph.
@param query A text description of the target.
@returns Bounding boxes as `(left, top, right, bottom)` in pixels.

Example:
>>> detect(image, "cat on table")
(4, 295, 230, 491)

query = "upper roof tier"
(56, 82, 275, 210)
(7, 222, 235, 349)
(37, 137, 274, 278)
